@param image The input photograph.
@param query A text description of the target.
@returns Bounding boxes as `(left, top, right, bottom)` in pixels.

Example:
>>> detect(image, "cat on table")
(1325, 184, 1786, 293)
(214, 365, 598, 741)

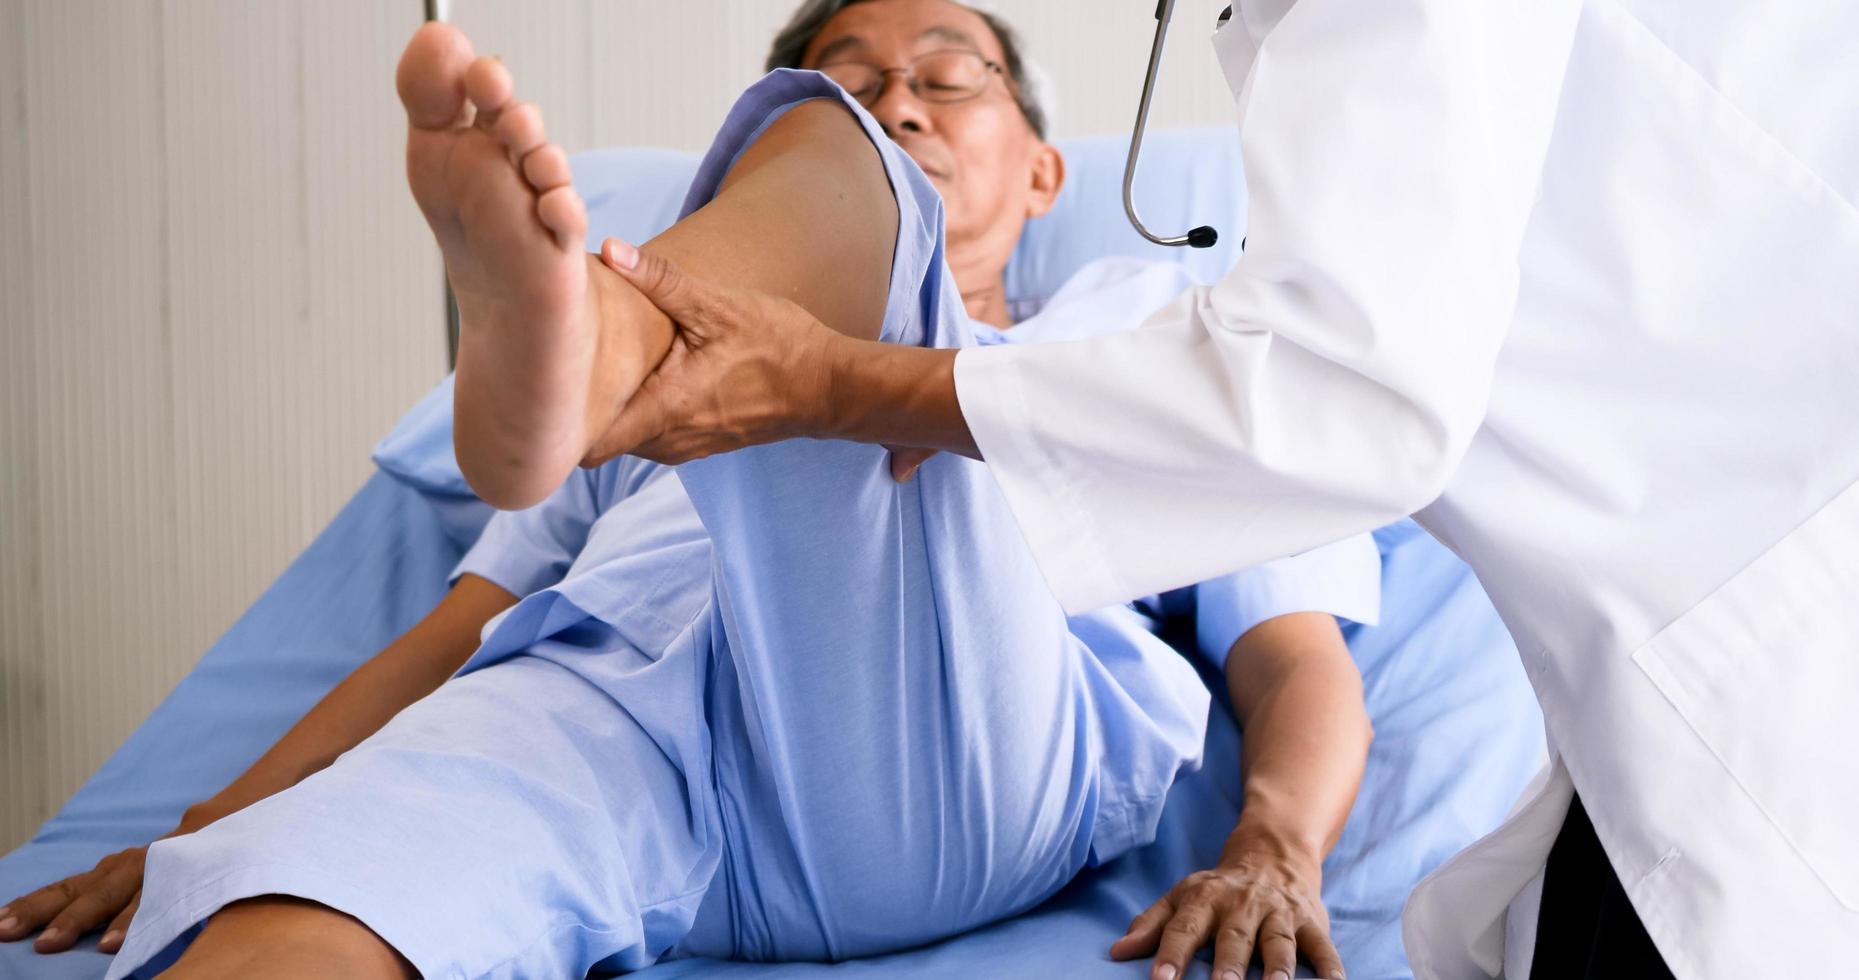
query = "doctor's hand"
(1110, 822, 1344, 980)
(0, 802, 226, 955)
(588, 237, 842, 467)
(595, 240, 969, 477)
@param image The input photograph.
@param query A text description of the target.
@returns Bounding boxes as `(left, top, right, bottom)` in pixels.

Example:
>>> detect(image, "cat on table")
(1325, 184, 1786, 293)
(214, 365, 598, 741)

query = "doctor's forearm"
(1225, 613, 1371, 864)
(821, 336, 978, 458)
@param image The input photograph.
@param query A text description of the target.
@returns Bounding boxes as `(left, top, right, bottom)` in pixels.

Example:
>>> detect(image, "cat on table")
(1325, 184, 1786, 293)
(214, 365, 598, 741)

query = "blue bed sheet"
(0, 471, 1542, 980)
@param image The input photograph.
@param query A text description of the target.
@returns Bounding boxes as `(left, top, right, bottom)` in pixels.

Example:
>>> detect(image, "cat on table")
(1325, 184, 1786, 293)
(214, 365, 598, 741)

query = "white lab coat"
(952, 1, 1859, 977)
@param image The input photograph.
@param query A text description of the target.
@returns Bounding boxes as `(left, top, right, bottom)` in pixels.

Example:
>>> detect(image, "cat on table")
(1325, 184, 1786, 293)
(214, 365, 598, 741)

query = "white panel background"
(0, 0, 1237, 851)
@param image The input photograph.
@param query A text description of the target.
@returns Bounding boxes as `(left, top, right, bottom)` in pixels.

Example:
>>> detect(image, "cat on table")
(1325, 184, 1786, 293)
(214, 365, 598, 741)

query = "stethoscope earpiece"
(1123, 0, 1221, 249)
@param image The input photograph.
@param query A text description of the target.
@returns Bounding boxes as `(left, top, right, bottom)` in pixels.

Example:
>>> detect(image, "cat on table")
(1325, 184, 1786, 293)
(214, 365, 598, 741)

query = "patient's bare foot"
(397, 22, 598, 509)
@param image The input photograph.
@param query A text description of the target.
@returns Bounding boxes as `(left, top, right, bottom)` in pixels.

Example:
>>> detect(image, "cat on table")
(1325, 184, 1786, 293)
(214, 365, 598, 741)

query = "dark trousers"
(1529, 793, 1677, 979)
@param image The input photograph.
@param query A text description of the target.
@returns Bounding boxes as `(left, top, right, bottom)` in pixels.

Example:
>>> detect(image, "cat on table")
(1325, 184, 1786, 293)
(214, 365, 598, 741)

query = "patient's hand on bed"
(0, 574, 515, 957)
(1111, 611, 1366, 980)
(1111, 822, 1339, 980)
(0, 804, 225, 955)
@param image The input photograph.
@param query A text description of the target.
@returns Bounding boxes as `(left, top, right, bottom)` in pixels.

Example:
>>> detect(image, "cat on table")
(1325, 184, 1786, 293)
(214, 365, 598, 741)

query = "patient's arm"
(396, 23, 896, 509)
(1112, 612, 1368, 980)
(0, 574, 515, 956)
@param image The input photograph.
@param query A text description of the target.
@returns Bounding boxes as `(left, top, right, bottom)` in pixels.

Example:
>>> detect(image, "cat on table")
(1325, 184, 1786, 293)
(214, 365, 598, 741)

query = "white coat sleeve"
(953, 0, 1584, 614)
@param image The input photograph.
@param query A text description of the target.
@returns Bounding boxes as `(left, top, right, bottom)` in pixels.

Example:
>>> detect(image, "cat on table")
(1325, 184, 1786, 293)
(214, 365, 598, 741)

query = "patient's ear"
(1024, 145, 1065, 219)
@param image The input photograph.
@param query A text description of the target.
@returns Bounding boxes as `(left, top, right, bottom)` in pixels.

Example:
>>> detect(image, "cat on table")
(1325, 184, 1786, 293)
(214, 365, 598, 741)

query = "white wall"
(0, 0, 1238, 851)
(437, 0, 1239, 156)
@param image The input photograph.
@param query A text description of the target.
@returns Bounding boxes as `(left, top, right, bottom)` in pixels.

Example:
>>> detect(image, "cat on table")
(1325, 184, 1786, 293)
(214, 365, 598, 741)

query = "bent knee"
(168, 896, 416, 980)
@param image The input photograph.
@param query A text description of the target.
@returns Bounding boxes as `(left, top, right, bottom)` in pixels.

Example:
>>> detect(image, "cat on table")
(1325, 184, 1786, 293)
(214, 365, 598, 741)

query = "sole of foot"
(397, 21, 597, 510)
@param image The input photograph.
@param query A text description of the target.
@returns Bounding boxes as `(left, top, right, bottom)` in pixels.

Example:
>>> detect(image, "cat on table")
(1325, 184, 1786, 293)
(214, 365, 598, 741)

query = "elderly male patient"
(7, 4, 1390, 979)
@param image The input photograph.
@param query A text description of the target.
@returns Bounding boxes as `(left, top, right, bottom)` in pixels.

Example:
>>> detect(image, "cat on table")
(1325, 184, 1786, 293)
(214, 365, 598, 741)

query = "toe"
(397, 22, 476, 130)
(496, 103, 547, 158)
(465, 56, 515, 123)
(536, 185, 587, 249)
(522, 144, 573, 192)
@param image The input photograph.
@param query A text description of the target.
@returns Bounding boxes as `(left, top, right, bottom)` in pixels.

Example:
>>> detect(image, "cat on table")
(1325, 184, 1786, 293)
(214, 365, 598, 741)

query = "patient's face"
(802, 0, 1063, 295)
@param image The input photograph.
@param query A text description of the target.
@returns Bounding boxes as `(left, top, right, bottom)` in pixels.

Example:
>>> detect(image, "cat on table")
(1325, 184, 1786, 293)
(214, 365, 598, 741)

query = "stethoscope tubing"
(1123, 0, 1219, 249)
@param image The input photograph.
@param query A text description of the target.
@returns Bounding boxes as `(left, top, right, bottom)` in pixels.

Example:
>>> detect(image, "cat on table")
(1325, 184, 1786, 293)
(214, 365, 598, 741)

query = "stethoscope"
(1124, 0, 1229, 249)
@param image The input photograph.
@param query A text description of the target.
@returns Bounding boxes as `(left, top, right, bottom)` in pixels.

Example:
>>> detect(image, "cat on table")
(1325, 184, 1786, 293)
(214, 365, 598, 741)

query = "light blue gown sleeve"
(1194, 533, 1383, 670)
(448, 458, 651, 597)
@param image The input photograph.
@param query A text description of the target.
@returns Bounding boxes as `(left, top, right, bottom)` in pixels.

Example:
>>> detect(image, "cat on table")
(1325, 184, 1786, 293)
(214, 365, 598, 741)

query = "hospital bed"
(0, 128, 1545, 980)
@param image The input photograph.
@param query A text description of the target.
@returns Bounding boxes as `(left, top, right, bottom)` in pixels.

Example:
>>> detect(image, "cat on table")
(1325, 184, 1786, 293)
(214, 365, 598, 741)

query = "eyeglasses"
(815, 50, 1006, 108)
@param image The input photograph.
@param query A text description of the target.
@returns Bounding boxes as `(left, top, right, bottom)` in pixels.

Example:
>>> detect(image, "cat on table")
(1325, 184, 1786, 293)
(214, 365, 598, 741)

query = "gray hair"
(765, 0, 1049, 138)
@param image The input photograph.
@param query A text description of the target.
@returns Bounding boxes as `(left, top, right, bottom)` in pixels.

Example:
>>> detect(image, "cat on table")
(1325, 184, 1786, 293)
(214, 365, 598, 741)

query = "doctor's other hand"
(1109, 822, 1344, 980)
(590, 237, 840, 467)
(0, 803, 226, 955)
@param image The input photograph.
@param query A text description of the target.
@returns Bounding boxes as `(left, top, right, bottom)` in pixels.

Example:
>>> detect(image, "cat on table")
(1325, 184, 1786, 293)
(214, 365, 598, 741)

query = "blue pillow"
(374, 127, 1247, 502)
(368, 374, 494, 545)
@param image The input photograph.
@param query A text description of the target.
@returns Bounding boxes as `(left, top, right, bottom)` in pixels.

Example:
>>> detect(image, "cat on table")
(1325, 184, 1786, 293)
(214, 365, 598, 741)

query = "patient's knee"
(709, 98, 898, 344)
(165, 896, 417, 980)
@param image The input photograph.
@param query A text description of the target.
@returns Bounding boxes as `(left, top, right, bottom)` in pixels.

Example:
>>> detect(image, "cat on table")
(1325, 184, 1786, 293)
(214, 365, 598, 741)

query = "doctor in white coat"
(593, 0, 1859, 976)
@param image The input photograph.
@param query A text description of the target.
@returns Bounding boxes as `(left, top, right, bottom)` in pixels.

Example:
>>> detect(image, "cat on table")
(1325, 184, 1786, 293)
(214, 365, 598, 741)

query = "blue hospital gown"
(111, 72, 1379, 979)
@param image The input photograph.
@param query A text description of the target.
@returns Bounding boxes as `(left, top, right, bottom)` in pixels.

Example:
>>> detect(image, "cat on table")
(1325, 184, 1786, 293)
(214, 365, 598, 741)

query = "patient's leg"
(111, 650, 721, 979)
(163, 898, 415, 980)
(397, 23, 895, 510)
(651, 77, 1206, 963)
(681, 411, 1208, 960)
